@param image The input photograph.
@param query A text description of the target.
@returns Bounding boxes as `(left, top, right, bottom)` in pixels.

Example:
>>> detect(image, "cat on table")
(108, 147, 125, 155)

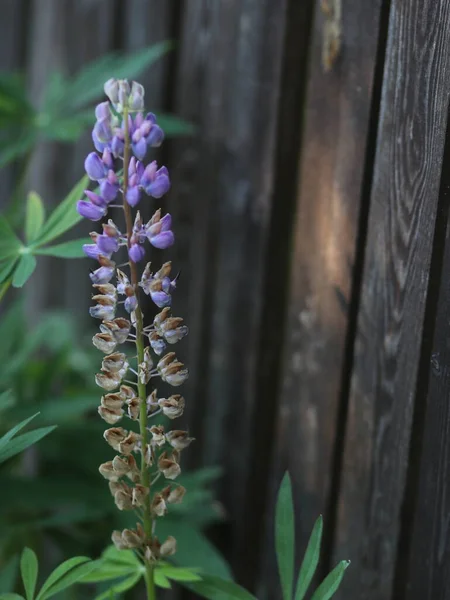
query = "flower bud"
(85, 152, 107, 180)
(129, 81, 145, 111)
(104, 78, 120, 105)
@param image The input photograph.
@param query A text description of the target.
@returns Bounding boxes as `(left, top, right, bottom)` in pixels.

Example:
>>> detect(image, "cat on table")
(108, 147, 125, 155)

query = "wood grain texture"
(332, 1, 450, 598)
(399, 133, 450, 599)
(167, 0, 289, 576)
(258, 0, 383, 597)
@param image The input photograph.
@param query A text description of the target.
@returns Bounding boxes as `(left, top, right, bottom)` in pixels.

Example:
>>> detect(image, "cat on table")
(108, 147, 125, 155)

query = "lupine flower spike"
(77, 78, 191, 598)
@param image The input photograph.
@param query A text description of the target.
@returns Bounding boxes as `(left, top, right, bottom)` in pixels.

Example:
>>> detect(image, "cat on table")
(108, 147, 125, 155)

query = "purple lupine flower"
(83, 244, 102, 260)
(95, 101, 111, 121)
(85, 153, 107, 180)
(97, 234, 119, 256)
(124, 294, 138, 313)
(146, 212, 174, 250)
(77, 200, 106, 221)
(92, 119, 113, 153)
(129, 243, 145, 263)
(150, 291, 172, 308)
(90, 265, 115, 284)
(100, 171, 119, 202)
(141, 161, 170, 198)
(131, 129, 147, 160)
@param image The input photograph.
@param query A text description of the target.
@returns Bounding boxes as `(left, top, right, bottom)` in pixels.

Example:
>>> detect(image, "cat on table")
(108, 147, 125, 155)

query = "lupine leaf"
(66, 41, 174, 109)
(0, 390, 15, 412)
(33, 175, 89, 247)
(101, 546, 140, 567)
(25, 192, 45, 243)
(0, 413, 39, 454)
(20, 548, 38, 600)
(0, 258, 18, 283)
(188, 575, 257, 600)
(0, 426, 56, 464)
(35, 238, 90, 258)
(295, 516, 323, 600)
(38, 561, 96, 599)
(275, 473, 295, 600)
(0, 216, 21, 259)
(158, 566, 202, 582)
(310, 561, 350, 600)
(36, 557, 91, 600)
(154, 571, 172, 589)
(0, 554, 20, 593)
(80, 564, 139, 584)
(0, 594, 25, 599)
(12, 254, 36, 288)
(94, 572, 142, 600)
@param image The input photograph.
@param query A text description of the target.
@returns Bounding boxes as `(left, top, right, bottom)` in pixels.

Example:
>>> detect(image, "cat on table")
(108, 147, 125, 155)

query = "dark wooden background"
(3, 0, 450, 598)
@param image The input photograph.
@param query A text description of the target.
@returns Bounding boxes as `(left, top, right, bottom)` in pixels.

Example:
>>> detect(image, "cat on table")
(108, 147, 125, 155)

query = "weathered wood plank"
(332, 1, 450, 598)
(397, 129, 450, 599)
(168, 0, 289, 575)
(257, 0, 384, 596)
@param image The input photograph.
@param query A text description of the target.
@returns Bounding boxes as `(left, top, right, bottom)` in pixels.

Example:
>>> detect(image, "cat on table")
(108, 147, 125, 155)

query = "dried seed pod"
(160, 536, 177, 557)
(158, 395, 185, 419)
(165, 430, 194, 451)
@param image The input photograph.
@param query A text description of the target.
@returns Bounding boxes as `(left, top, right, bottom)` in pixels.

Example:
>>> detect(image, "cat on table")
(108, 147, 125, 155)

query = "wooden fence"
(2, 0, 450, 598)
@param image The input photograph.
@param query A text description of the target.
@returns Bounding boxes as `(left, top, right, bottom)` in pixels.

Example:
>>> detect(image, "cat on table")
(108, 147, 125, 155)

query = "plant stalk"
(122, 108, 155, 600)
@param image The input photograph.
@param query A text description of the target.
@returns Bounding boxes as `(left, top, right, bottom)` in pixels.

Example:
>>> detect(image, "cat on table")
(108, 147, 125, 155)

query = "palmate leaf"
(25, 192, 45, 243)
(295, 516, 323, 600)
(275, 473, 295, 600)
(310, 561, 350, 600)
(0, 258, 18, 284)
(37, 561, 96, 599)
(0, 594, 25, 599)
(0, 216, 22, 260)
(20, 548, 38, 600)
(12, 254, 37, 288)
(0, 425, 56, 464)
(35, 557, 91, 600)
(0, 413, 39, 455)
(94, 571, 142, 600)
(35, 238, 90, 258)
(32, 175, 89, 247)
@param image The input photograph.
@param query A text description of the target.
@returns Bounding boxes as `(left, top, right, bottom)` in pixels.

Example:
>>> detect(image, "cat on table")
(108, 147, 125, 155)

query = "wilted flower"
(158, 395, 185, 419)
(157, 353, 189, 386)
(165, 430, 194, 451)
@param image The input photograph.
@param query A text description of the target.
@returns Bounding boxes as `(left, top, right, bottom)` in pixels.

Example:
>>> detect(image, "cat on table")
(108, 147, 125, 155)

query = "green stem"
(122, 108, 155, 600)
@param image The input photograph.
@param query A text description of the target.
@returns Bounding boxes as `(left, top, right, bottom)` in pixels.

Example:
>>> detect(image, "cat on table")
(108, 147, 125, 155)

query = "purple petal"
(95, 102, 110, 121)
(85, 153, 107, 180)
(149, 230, 175, 250)
(150, 291, 172, 308)
(125, 295, 138, 313)
(76, 201, 106, 221)
(97, 234, 119, 255)
(145, 174, 170, 198)
(145, 113, 157, 124)
(90, 305, 116, 320)
(126, 186, 141, 207)
(102, 148, 114, 169)
(135, 112, 144, 128)
(90, 266, 115, 284)
(85, 190, 107, 207)
(147, 125, 164, 147)
(159, 213, 172, 231)
(128, 243, 145, 263)
(111, 136, 124, 157)
(93, 119, 113, 144)
(92, 130, 108, 153)
(100, 179, 119, 203)
(132, 137, 147, 161)
(83, 244, 102, 259)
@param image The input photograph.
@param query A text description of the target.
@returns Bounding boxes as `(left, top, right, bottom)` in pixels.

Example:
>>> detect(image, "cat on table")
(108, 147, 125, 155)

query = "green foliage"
(1, 549, 96, 600)
(295, 515, 323, 600)
(276, 473, 295, 600)
(188, 575, 257, 600)
(273, 473, 349, 600)
(0, 413, 55, 465)
(0, 43, 193, 169)
(0, 175, 91, 289)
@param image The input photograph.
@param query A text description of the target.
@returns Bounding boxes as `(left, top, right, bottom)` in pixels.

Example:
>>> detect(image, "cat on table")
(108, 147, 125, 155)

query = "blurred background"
(2, 0, 450, 599)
